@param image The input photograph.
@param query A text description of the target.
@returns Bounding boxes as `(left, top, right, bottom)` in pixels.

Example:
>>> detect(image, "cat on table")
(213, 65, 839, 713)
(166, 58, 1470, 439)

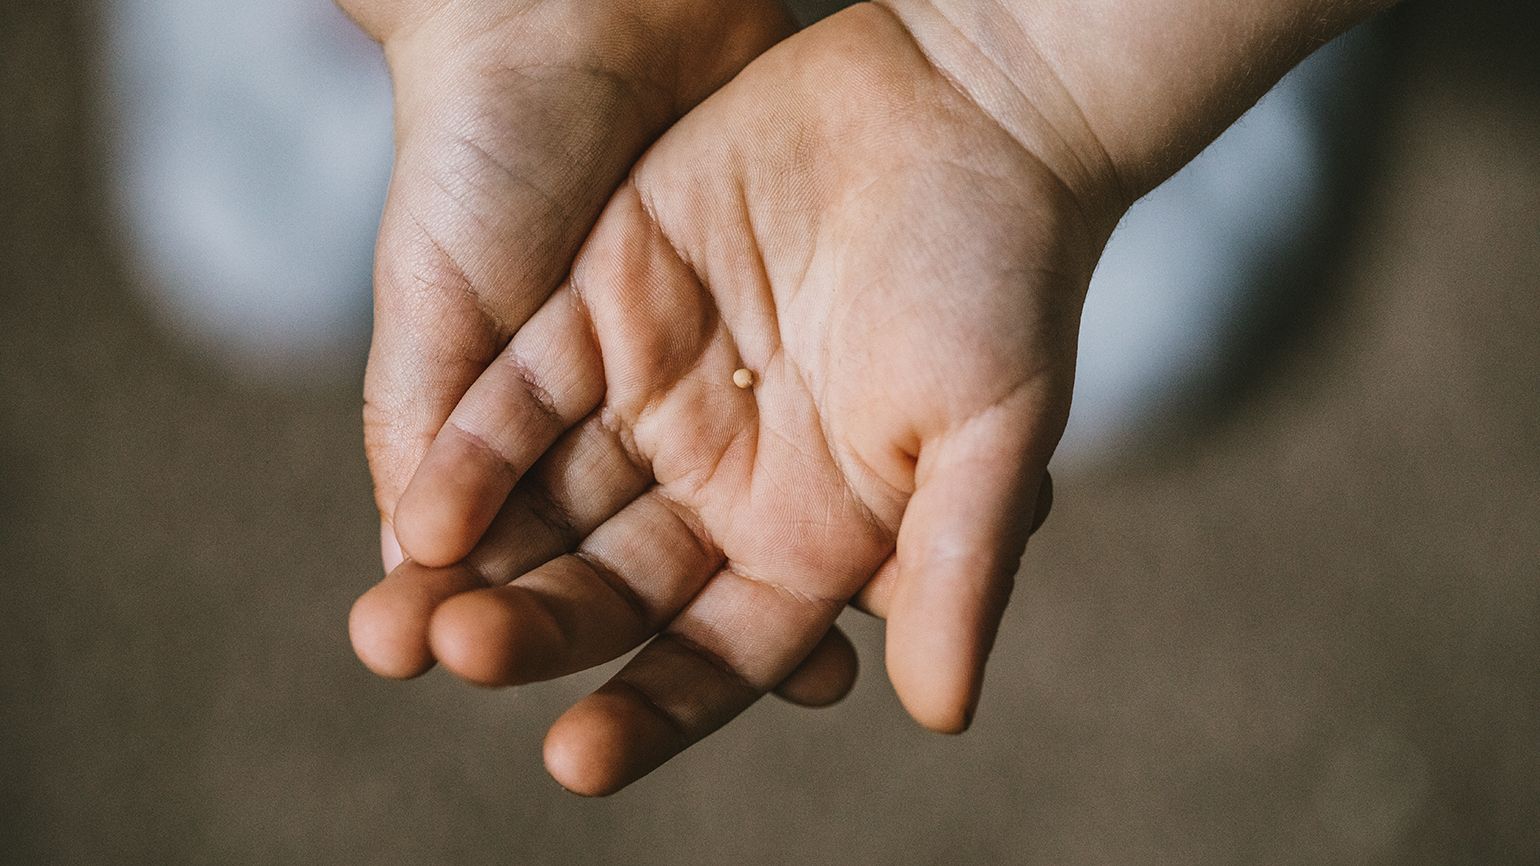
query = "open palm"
(353, 5, 1102, 795)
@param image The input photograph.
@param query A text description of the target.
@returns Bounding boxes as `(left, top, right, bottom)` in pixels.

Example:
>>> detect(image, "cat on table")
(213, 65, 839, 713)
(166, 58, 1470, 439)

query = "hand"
(354, 4, 1103, 794)
(344, 0, 862, 744)
(335, 0, 795, 567)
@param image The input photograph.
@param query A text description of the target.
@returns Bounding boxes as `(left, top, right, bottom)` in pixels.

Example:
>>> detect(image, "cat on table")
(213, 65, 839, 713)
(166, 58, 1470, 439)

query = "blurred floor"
(2, 1, 1537, 864)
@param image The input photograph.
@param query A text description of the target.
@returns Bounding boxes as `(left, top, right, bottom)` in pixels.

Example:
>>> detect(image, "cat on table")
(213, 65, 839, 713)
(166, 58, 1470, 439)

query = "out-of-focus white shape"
(103, 0, 393, 378)
(1060, 33, 1370, 467)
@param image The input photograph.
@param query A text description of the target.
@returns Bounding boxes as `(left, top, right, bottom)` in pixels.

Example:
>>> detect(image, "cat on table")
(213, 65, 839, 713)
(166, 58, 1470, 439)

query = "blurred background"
(2, 0, 1536, 863)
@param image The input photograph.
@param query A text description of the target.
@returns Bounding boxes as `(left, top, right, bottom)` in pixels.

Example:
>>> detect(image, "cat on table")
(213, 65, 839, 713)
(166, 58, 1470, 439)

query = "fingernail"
(381, 520, 405, 573)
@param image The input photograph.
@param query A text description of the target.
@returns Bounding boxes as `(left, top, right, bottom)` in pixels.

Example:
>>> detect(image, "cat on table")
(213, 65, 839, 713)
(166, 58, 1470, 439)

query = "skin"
(341, 0, 864, 703)
(360, 4, 1082, 795)
(338, 0, 794, 557)
(347, 0, 1399, 795)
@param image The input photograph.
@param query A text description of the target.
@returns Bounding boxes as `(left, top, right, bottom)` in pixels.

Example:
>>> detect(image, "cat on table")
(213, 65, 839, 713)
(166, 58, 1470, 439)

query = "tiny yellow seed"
(732, 368, 754, 390)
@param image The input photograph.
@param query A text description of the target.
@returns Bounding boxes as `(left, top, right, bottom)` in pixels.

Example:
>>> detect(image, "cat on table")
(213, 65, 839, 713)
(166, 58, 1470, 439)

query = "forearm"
(879, 0, 1398, 226)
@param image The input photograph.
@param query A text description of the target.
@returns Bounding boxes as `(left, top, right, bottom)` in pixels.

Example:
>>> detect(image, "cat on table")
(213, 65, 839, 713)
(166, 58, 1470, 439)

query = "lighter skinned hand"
(353, 4, 1096, 795)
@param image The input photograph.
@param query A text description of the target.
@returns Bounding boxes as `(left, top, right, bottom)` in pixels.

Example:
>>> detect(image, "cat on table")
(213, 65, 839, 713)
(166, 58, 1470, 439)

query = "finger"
(349, 561, 483, 680)
(362, 32, 670, 522)
(362, 118, 562, 528)
(428, 489, 721, 687)
(885, 408, 1052, 734)
(773, 625, 859, 708)
(460, 410, 652, 581)
(351, 413, 652, 679)
(361, 4, 795, 546)
(543, 565, 843, 796)
(851, 556, 899, 619)
(394, 286, 605, 567)
(854, 471, 1054, 618)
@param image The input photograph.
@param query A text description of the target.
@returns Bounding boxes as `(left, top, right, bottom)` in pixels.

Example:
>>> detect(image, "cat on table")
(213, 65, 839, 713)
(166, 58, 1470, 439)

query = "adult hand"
(336, 0, 794, 568)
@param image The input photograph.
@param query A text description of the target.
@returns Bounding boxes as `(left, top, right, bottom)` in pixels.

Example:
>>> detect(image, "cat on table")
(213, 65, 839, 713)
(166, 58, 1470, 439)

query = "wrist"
(872, 0, 1131, 245)
(877, 0, 1397, 230)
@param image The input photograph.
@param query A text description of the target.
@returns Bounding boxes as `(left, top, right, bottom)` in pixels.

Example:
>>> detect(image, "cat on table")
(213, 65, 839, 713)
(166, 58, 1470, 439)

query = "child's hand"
(337, 0, 795, 567)
(350, 0, 1395, 795)
(354, 4, 1094, 794)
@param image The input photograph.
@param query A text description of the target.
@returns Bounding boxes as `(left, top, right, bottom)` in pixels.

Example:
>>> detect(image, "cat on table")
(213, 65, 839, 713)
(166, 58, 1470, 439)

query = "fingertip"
(393, 486, 473, 570)
(774, 626, 860, 708)
(885, 619, 981, 735)
(429, 588, 558, 687)
(428, 592, 512, 686)
(350, 581, 435, 680)
(883, 566, 989, 735)
(543, 697, 628, 797)
(394, 439, 508, 568)
(544, 689, 676, 797)
(889, 671, 975, 735)
(349, 563, 484, 680)
(909, 701, 974, 736)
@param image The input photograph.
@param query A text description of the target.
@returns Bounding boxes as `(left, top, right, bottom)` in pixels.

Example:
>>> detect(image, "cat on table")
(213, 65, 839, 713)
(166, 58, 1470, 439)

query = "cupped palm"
(357, 4, 1100, 795)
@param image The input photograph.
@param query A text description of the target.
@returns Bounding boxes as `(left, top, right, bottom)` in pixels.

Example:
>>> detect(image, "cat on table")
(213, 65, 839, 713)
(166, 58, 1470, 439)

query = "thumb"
(884, 395, 1059, 733)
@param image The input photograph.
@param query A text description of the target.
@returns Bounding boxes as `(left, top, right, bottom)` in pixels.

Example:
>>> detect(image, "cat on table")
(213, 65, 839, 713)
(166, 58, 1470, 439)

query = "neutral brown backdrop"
(2, 1, 1536, 863)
